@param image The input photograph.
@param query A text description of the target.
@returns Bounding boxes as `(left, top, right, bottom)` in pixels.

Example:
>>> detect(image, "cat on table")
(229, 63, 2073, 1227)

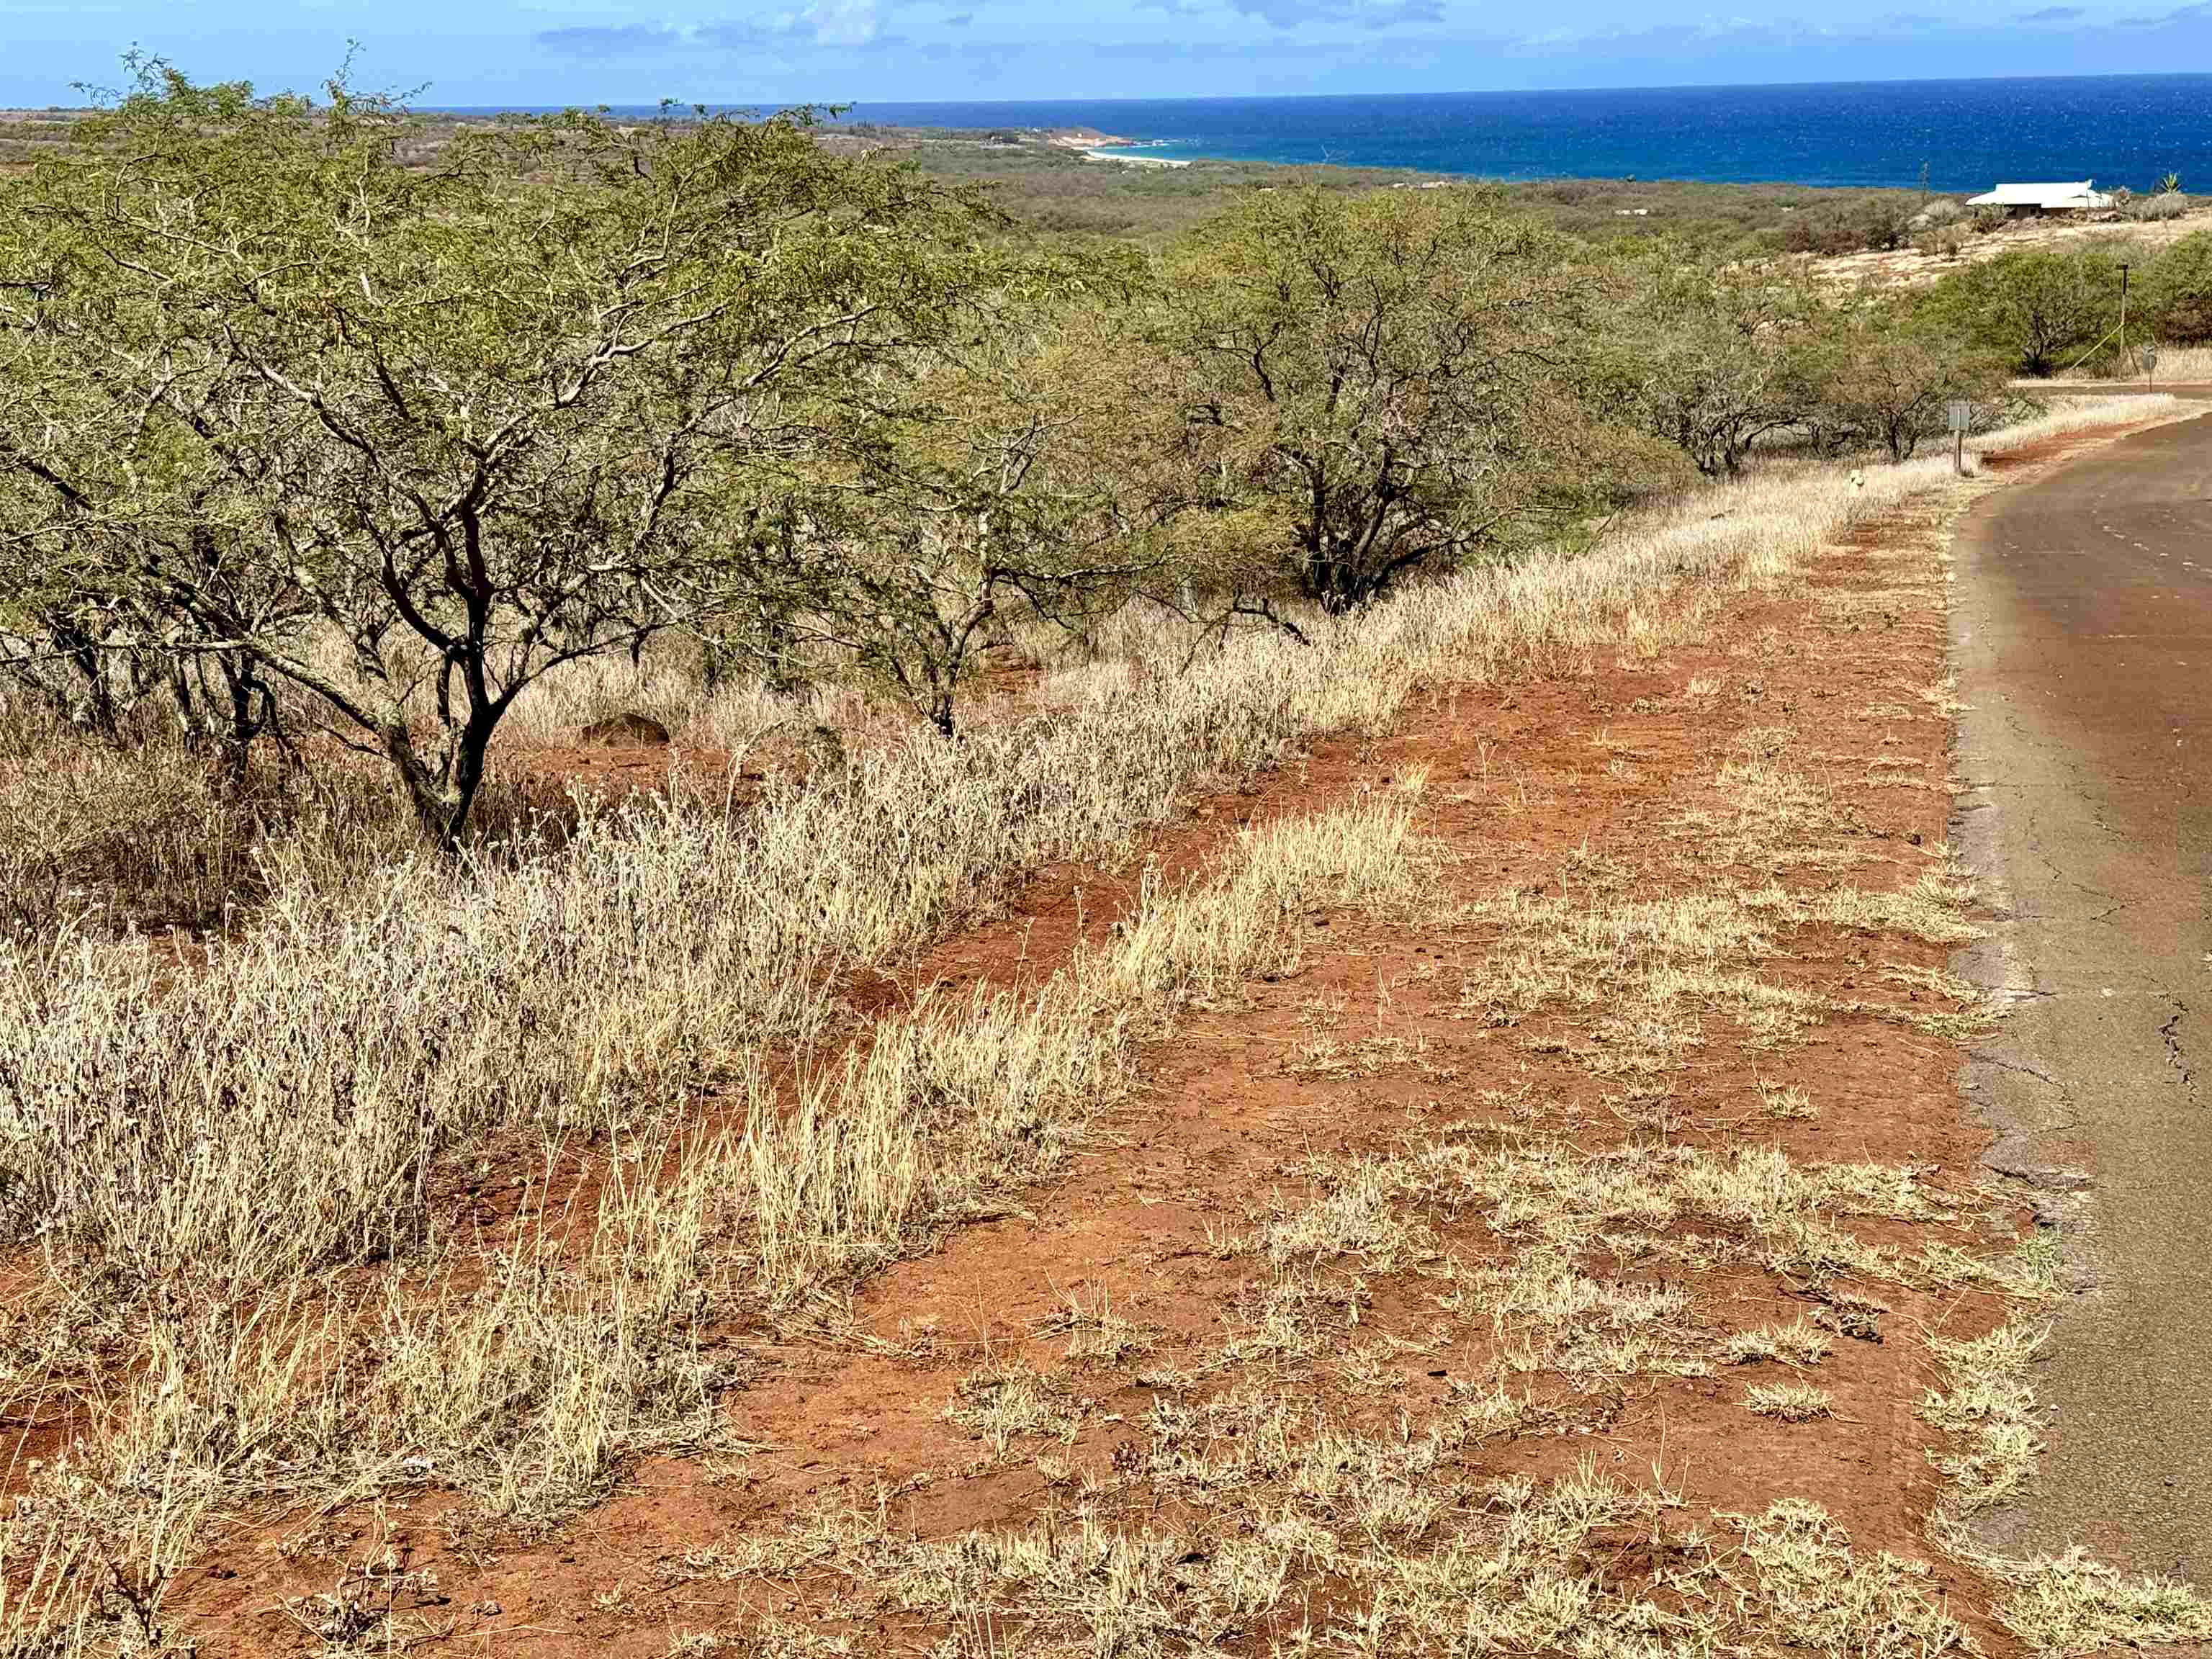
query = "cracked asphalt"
(1952, 411, 2212, 1582)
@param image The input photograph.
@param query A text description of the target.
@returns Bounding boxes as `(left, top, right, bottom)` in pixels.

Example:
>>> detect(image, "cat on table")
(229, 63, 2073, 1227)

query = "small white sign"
(2144, 343, 2160, 368)
(1946, 400, 1974, 432)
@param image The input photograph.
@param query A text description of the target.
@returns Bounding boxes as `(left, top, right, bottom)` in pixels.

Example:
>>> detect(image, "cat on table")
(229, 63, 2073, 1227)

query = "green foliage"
(1922, 245, 2128, 376)
(884, 135, 1923, 261)
(2138, 230, 2212, 343)
(1597, 244, 1827, 477)
(0, 60, 1010, 843)
(1137, 184, 1603, 614)
(1806, 300, 2009, 462)
(773, 280, 1159, 735)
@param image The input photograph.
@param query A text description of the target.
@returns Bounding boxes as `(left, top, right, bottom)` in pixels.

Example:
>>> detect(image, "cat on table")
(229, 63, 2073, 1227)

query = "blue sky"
(8, 0, 2212, 107)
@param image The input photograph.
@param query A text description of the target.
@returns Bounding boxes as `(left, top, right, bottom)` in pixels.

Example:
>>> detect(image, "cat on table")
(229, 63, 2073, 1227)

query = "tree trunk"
(382, 706, 493, 852)
(165, 657, 206, 750)
(55, 623, 117, 739)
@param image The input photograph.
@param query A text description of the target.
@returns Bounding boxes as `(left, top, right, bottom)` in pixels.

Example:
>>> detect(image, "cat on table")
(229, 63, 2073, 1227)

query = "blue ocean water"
(824, 77, 2212, 194)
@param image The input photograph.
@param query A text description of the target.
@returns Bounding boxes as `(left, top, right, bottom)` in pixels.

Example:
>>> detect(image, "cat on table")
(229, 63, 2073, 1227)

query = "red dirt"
(15, 425, 2169, 1657)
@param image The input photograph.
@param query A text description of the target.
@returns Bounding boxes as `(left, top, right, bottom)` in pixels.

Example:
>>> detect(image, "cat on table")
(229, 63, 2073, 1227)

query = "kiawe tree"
(1926, 245, 2122, 377)
(0, 63, 1004, 844)
(0, 259, 313, 772)
(782, 282, 1160, 737)
(1144, 184, 1599, 616)
(1603, 246, 1825, 478)
(1810, 299, 2007, 463)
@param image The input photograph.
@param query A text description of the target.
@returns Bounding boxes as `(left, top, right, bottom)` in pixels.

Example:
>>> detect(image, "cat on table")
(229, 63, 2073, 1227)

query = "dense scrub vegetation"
(0, 64, 2031, 856)
(886, 137, 1933, 254)
(1915, 232, 2212, 374)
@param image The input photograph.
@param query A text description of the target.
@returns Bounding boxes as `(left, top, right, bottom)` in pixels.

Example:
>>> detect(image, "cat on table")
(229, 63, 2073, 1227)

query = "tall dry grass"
(0, 788, 1426, 1646)
(0, 394, 2166, 1655)
(2029, 345, 2212, 383)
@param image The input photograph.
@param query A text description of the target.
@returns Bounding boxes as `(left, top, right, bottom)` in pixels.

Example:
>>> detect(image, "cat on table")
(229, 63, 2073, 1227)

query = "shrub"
(1136, 184, 1604, 613)
(1811, 304, 2009, 462)
(1599, 246, 1826, 477)
(0, 63, 1019, 849)
(2139, 230, 2212, 343)
(1923, 245, 2126, 375)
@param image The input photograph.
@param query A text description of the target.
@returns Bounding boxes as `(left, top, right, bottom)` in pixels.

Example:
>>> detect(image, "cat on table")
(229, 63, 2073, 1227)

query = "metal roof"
(1967, 181, 2114, 209)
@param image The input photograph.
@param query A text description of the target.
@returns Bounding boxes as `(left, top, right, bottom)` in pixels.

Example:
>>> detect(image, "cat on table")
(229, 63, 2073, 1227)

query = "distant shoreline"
(835, 76, 2212, 195)
(1043, 130, 1192, 168)
(14, 78, 2208, 195)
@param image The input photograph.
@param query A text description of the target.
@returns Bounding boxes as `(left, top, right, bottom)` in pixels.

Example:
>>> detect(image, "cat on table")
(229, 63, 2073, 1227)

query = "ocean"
(827, 76, 2212, 194)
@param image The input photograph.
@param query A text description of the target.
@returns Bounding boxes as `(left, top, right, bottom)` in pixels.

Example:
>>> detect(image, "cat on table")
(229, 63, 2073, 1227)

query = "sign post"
(2145, 341, 2159, 390)
(1947, 400, 1974, 477)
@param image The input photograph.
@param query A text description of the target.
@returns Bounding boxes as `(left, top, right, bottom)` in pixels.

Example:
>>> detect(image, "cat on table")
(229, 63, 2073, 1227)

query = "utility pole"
(2120, 261, 2131, 374)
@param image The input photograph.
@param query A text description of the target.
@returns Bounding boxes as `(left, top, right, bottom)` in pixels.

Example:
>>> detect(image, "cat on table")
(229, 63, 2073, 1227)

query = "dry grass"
(1918, 1321, 2212, 1655)
(706, 1452, 1983, 1657)
(0, 788, 1426, 1646)
(1457, 842, 1987, 1078)
(1745, 1380, 1835, 1421)
(2033, 343, 2212, 383)
(1964, 392, 2182, 456)
(0, 393, 2182, 1658)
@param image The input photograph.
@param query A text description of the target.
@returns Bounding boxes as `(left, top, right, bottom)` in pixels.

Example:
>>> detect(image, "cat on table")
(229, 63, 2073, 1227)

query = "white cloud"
(809, 0, 881, 44)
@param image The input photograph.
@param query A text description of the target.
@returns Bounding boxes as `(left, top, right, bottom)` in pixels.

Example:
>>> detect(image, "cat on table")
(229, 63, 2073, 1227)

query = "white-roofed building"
(1966, 181, 2116, 214)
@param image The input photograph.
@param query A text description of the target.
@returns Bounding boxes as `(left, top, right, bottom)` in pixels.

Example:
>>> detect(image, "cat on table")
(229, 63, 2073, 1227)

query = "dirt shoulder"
(132, 429, 2212, 1658)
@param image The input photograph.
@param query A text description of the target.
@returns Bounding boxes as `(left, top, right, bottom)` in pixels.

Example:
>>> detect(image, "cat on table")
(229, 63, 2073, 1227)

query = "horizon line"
(392, 68, 2212, 114)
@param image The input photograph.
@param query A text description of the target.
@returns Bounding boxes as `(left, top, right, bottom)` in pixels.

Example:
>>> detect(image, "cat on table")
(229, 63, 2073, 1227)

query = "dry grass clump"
(0, 716, 271, 937)
(1991, 1554, 2212, 1658)
(945, 1363, 1084, 1455)
(1725, 1317, 1834, 1367)
(1745, 1381, 1835, 1421)
(0, 737, 1409, 1310)
(1723, 1498, 1973, 1655)
(702, 1455, 1977, 1657)
(1673, 732, 1864, 873)
(1219, 1132, 1972, 1402)
(743, 790, 1427, 1318)
(1037, 1291, 1154, 1365)
(0, 698, 420, 940)
(1459, 886, 1807, 1073)
(1459, 778, 1984, 1076)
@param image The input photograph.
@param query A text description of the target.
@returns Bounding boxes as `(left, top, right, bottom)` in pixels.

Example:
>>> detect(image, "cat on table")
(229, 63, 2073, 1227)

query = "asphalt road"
(1952, 411, 2212, 1582)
